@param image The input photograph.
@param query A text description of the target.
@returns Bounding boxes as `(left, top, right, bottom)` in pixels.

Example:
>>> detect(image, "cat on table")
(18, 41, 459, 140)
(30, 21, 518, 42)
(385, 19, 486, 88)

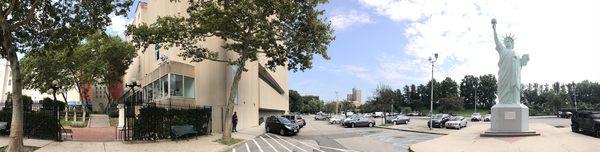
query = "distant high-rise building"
(346, 87, 362, 107)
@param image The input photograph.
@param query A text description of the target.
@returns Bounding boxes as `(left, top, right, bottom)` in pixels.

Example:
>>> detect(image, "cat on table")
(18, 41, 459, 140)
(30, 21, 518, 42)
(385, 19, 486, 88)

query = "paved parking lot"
(232, 116, 441, 152)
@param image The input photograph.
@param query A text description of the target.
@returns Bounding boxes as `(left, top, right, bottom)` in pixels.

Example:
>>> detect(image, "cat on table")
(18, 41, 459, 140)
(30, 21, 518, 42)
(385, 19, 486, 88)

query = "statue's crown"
(504, 33, 516, 42)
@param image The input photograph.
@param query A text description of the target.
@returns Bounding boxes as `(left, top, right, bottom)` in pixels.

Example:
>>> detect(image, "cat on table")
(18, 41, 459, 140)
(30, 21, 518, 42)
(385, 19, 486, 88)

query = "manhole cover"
(554, 125, 565, 128)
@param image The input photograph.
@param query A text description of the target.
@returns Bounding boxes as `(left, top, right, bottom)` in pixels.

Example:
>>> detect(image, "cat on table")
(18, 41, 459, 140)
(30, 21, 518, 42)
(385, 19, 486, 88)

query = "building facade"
(125, 1, 289, 133)
(347, 88, 362, 107)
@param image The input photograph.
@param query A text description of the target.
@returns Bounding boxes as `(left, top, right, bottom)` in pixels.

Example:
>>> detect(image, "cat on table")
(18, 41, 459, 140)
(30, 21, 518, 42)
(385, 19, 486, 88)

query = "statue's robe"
(497, 48, 522, 104)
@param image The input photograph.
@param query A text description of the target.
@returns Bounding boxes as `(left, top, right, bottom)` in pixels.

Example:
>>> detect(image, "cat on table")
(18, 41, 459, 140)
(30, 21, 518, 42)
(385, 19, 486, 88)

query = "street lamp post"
(474, 81, 478, 113)
(49, 80, 62, 141)
(428, 53, 438, 130)
(573, 83, 577, 111)
(124, 80, 141, 141)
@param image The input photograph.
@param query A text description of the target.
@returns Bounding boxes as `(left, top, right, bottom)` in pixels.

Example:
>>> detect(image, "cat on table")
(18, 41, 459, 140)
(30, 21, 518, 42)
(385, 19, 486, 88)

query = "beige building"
(347, 88, 362, 107)
(125, 1, 289, 133)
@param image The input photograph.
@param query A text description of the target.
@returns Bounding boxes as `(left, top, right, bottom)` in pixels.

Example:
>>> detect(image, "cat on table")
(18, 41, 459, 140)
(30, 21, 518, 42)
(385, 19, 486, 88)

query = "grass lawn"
(214, 138, 243, 146)
(109, 118, 119, 127)
(60, 117, 89, 128)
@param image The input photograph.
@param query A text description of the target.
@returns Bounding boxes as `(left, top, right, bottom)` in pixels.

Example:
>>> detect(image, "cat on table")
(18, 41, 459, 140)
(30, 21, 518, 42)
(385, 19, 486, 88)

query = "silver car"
(329, 115, 345, 124)
(445, 116, 468, 129)
(391, 115, 410, 125)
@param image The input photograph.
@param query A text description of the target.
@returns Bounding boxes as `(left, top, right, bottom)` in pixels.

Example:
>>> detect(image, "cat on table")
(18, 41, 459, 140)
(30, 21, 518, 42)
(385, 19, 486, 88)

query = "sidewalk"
(409, 123, 600, 152)
(0, 138, 54, 148)
(35, 124, 266, 152)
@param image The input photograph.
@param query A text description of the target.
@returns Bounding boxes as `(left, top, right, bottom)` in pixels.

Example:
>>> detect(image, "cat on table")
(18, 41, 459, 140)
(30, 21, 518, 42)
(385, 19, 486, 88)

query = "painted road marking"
(246, 142, 251, 152)
(260, 136, 279, 152)
(265, 134, 292, 152)
(232, 148, 236, 152)
(253, 139, 264, 152)
(270, 134, 307, 152)
(274, 134, 360, 152)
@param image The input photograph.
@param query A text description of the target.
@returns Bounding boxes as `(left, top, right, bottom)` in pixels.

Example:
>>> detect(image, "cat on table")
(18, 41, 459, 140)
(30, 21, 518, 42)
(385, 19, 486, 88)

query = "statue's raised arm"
(491, 19, 503, 53)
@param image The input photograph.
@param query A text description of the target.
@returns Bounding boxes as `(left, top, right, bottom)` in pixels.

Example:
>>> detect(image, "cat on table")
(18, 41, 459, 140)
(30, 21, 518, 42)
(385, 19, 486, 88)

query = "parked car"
(427, 114, 450, 128)
(343, 116, 376, 128)
(314, 114, 328, 121)
(282, 114, 306, 128)
(329, 115, 345, 124)
(471, 113, 482, 122)
(342, 115, 359, 125)
(407, 111, 421, 116)
(445, 116, 468, 129)
(571, 110, 600, 137)
(265, 116, 300, 136)
(373, 112, 384, 118)
(558, 109, 574, 118)
(391, 115, 410, 125)
(483, 114, 492, 122)
(385, 115, 397, 123)
(364, 113, 373, 118)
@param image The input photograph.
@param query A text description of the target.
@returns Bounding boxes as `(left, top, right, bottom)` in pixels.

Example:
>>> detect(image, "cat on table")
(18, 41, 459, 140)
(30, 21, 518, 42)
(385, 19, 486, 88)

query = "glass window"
(170, 74, 183, 96)
(8, 80, 11, 85)
(184, 76, 195, 98)
(232, 65, 239, 104)
(155, 44, 160, 60)
(153, 80, 160, 100)
(161, 75, 169, 97)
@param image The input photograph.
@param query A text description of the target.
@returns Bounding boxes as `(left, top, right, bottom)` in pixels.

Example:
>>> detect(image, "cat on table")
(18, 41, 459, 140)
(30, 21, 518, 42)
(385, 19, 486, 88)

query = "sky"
(105, 0, 600, 102)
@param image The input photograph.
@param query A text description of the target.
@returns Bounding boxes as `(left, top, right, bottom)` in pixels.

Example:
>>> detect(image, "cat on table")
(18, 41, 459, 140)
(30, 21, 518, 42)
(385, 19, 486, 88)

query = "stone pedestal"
(117, 104, 125, 128)
(481, 103, 540, 137)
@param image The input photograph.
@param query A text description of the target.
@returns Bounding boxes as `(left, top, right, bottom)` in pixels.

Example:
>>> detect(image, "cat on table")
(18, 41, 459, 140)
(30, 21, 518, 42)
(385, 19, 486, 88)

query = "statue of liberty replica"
(482, 19, 539, 136)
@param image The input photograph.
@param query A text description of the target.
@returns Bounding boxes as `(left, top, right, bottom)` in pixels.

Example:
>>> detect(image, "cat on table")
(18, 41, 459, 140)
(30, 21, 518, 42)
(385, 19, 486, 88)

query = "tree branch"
(11, 0, 39, 29)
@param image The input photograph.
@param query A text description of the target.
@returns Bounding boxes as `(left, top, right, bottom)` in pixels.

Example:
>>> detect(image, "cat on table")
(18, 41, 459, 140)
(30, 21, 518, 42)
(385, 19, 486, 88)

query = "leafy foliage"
(437, 96, 464, 113)
(0, 111, 59, 140)
(133, 106, 211, 140)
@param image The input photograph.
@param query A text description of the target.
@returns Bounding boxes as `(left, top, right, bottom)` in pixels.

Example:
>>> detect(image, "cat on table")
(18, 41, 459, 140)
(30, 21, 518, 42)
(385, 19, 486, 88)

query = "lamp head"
(434, 53, 438, 59)
(52, 80, 59, 85)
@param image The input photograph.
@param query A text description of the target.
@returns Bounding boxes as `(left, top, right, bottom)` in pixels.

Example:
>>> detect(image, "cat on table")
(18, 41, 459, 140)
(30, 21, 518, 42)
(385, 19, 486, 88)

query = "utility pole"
(474, 81, 478, 113)
(428, 53, 438, 130)
(335, 91, 339, 114)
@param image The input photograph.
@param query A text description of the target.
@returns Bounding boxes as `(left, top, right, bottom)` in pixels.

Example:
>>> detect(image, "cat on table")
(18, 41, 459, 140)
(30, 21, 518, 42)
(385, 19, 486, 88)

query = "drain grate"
(394, 136, 406, 139)
(554, 125, 565, 128)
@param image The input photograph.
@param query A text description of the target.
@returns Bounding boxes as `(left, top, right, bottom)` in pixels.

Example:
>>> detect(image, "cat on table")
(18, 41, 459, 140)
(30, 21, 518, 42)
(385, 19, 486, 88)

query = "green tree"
(478, 74, 497, 109)
(460, 75, 479, 109)
(437, 96, 464, 114)
(289, 90, 303, 113)
(439, 77, 459, 98)
(323, 102, 337, 113)
(0, 1, 131, 150)
(126, 0, 334, 141)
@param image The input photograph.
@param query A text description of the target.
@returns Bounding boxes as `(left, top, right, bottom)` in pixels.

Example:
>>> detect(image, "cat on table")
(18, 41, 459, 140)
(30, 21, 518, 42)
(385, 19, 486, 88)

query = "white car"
(329, 115, 345, 124)
(484, 114, 491, 122)
(471, 113, 482, 122)
(445, 116, 468, 129)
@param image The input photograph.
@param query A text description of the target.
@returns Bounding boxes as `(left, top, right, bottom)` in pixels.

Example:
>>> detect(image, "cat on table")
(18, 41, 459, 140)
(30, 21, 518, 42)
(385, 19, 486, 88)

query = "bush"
(133, 106, 211, 140)
(399, 107, 412, 113)
(107, 107, 119, 118)
(3, 94, 34, 111)
(40, 98, 66, 111)
(0, 111, 59, 140)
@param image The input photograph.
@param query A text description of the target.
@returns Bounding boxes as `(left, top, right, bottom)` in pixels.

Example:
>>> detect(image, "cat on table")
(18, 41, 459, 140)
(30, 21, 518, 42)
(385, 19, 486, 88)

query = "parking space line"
(273, 134, 360, 152)
(273, 135, 325, 152)
(253, 139, 264, 152)
(246, 142, 251, 152)
(265, 134, 292, 152)
(270, 134, 308, 152)
(260, 136, 279, 152)
(232, 148, 236, 152)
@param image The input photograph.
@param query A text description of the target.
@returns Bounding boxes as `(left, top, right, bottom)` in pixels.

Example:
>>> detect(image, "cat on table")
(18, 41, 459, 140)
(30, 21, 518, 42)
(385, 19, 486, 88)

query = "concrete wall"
(126, 1, 289, 133)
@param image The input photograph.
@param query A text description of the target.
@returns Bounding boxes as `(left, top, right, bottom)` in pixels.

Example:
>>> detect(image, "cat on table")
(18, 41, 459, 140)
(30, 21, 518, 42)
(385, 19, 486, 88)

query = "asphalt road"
(232, 116, 441, 152)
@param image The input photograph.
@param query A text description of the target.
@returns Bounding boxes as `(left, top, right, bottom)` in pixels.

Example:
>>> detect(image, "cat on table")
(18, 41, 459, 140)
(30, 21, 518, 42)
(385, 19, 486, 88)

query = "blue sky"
(105, 0, 600, 102)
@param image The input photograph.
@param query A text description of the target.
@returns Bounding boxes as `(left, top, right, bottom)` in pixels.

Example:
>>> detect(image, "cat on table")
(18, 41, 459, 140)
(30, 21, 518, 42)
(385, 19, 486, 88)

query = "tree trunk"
(6, 48, 24, 152)
(222, 62, 245, 142)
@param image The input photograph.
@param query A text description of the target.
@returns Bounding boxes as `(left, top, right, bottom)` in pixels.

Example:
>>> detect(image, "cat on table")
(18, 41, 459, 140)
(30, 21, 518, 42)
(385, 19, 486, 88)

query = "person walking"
(232, 112, 238, 133)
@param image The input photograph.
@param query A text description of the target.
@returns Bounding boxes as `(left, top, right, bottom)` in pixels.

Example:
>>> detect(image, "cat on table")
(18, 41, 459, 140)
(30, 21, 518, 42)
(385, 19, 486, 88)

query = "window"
(161, 75, 168, 97)
(232, 66, 239, 104)
(184, 76, 195, 98)
(170, 74, 183, 96)
(8, 80, 11, 86)
(155, 44, 160, 60)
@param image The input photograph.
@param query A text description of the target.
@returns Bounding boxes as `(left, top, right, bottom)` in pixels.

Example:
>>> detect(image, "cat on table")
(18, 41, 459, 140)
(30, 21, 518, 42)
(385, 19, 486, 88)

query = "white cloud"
(106, 14, 131, 39)
(360, 0, 600, 83)
(330, 10, 373, 30)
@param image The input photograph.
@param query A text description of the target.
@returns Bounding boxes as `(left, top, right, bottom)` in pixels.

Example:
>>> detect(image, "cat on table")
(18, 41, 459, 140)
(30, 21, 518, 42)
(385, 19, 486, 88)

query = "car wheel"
(351, 123, 355, 128)
(571, 123, 579, 133)
(280, 129, 285, 136)
(595, 127, 600, 137)
(369, 123, 374, 127)
(393, 121, 397, 125)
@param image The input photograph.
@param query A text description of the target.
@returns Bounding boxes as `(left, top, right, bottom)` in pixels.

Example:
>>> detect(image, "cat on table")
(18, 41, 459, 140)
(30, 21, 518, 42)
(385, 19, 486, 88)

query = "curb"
(374, 126, 448, 135)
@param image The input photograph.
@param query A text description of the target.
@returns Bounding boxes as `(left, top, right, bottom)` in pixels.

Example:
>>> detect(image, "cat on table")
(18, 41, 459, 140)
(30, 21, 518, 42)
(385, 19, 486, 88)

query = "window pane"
(184, 76, 195, 98)
(161, 75, 169, 97)
(170, 74, 183, 96)
(153, 80, 160, 100)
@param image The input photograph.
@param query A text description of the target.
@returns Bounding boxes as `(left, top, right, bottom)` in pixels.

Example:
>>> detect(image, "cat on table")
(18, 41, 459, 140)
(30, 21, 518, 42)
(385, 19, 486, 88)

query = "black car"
(265, 116, 300, 136)
(571, 110, 600, 137)
(342, 116, 375, 128)
(427, 114, 450, 128)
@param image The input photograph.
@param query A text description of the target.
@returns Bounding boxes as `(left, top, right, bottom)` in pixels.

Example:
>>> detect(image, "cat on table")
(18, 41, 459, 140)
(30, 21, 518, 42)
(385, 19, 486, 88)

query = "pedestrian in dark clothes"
(232, 112, 238, 133)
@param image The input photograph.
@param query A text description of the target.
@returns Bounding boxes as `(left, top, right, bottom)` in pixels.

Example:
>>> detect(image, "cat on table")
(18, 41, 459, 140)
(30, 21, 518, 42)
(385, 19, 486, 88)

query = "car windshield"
(433, 114, 444, 119)
(472, 113, 480, 116)
(278, 117, 292, 124)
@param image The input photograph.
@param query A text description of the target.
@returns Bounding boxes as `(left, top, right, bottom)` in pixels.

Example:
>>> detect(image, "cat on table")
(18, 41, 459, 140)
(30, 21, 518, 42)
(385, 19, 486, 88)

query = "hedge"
(0, 110, 59, 140)
(133, 106, 211, 140)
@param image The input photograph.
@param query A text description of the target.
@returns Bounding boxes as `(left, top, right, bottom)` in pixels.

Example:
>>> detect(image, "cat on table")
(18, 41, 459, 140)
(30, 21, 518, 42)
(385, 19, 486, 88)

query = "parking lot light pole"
(428, 53, 438, 130)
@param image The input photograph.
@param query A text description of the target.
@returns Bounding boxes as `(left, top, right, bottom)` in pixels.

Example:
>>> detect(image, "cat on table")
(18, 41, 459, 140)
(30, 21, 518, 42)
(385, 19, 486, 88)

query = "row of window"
(143, 73, 195, 101)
